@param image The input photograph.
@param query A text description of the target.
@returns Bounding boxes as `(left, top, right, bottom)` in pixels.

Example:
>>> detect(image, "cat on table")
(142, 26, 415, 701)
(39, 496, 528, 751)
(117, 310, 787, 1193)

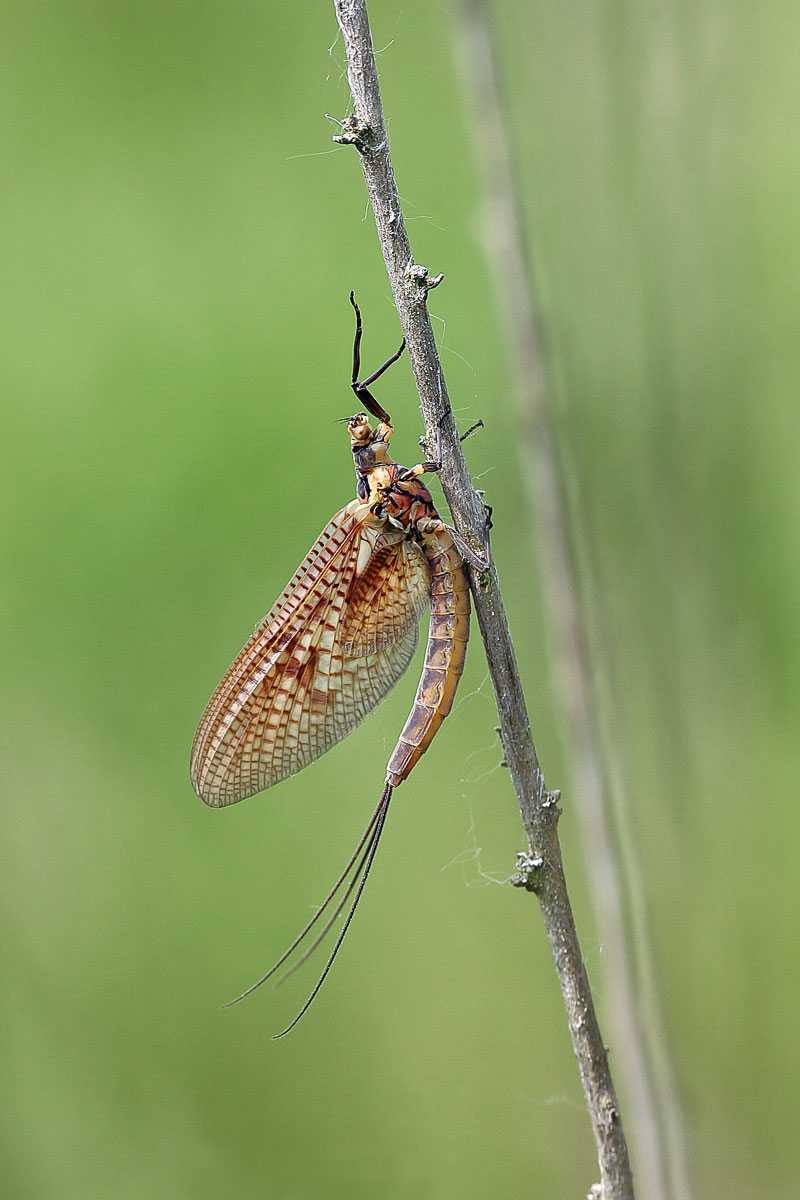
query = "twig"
(451, 4, 694, 1199)
(332, 2, 635, 1196)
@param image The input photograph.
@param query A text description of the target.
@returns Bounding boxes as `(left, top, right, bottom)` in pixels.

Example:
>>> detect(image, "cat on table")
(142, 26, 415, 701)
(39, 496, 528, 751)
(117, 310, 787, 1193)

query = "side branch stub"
(405, 261, 444, 295)
(333, 113, 371, 153)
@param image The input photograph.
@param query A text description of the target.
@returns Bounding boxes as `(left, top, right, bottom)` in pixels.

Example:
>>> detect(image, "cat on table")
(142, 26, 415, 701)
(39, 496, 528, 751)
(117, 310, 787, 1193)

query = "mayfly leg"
(349, 291, 405, 424)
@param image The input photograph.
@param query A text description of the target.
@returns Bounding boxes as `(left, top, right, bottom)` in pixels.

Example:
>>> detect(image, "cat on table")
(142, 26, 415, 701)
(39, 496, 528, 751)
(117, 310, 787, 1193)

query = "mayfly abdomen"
(385, 529, 470, 787)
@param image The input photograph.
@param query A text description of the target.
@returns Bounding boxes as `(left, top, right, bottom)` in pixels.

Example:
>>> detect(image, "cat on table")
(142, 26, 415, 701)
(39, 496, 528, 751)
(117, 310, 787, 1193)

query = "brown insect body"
(190, 297, 470, 1034)
(190, 446, 469, 805)
(371, 486, 470, 787)
(346, 410, 470, 787)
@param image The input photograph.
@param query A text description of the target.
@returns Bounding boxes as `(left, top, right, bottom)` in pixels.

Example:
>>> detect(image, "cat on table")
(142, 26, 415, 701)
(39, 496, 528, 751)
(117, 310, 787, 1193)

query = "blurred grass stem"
(451, 3, 695, 1199)
(333, 1, 634, 1195)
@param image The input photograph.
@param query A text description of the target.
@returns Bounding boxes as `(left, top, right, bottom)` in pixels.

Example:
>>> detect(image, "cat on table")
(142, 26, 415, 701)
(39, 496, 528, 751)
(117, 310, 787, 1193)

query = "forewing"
(190, 508, 425, 807)
(191, 508, 359, 780)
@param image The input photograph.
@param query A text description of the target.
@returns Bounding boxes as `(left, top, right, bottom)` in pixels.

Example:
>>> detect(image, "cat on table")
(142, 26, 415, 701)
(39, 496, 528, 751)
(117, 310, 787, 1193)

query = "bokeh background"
(3, 2, 799, 1197)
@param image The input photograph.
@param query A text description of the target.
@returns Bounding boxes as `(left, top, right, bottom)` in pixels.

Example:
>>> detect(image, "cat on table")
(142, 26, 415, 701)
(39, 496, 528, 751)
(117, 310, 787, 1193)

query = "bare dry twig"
(332, 2, 635, 1196)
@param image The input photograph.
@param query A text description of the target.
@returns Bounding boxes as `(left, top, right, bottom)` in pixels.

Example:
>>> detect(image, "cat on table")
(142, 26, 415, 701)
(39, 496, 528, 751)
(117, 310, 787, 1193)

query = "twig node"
(332, 114, 370, 151)
(509, 851, 545, 891)
(405, 261, 445, 295)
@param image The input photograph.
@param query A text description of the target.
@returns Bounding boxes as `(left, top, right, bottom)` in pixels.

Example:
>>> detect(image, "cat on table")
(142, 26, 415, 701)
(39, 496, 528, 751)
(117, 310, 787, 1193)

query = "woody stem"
(332, 2, 635, 1197)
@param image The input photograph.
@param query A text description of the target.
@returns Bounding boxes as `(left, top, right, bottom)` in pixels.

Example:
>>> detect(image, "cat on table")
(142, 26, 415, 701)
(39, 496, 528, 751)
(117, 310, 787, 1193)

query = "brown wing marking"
(190, 508, 359, 786)
(340, 536, 430, 657)
(190, 508, 424, 807)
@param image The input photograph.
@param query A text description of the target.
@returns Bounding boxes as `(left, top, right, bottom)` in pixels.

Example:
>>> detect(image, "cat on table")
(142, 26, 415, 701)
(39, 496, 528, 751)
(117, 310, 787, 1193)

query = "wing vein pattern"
(190, 507, 431, 807)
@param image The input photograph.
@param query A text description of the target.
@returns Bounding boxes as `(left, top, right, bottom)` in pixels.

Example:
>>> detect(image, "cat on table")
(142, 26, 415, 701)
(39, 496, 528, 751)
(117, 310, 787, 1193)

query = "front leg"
(397, 460, 440, 483)
(447, 523, 493, 573)
(397, 421, 445, 482)
(374, 420, 394, 450)
(416, 515, 492, 572)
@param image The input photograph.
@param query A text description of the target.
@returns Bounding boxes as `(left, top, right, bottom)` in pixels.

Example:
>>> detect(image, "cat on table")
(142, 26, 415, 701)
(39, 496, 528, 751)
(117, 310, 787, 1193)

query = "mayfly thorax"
(190, 293, 474, 1036)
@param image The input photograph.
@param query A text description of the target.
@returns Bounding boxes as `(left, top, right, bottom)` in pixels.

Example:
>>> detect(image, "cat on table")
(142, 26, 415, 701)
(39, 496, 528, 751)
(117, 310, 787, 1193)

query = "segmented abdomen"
(385, 527, 470, 786)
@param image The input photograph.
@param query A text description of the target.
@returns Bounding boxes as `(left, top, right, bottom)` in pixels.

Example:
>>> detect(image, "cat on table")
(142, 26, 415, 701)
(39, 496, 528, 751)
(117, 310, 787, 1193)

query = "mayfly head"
(347, 412, 374, 445)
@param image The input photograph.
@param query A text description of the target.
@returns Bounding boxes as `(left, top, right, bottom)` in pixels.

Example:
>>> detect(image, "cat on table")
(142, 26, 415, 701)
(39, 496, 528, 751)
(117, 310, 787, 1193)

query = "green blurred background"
(3, 2, 798, 1197)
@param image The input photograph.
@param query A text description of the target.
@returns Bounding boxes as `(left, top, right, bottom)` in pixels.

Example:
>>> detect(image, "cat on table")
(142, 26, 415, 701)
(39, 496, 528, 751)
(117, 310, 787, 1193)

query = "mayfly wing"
(191, 508, 359, 767)
(190, 506, 432, 808)
(340, 535, 431, 656)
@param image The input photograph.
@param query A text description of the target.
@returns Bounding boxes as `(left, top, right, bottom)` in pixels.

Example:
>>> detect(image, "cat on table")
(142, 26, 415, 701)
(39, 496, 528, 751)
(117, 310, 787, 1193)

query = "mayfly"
(190, 294, 483, 1035)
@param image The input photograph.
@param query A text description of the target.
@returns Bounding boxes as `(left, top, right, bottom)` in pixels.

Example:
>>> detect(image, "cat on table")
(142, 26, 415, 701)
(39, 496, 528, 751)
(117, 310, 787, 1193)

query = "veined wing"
(341, 534, 431, 656)
(192, 509, 359, 760)
(190, 506, 431, 807)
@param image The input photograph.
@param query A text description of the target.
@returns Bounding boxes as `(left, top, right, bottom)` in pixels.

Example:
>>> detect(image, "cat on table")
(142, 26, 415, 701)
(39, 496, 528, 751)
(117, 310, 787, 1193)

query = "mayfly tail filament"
(223, 785, 394, 1036)
(272, 784, 393, 1039)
